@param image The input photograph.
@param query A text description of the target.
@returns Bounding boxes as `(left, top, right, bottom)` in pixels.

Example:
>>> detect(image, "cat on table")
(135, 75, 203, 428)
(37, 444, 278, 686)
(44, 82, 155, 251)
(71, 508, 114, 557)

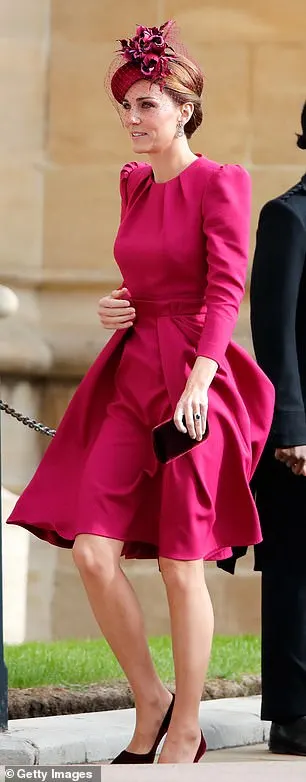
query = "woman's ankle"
(167, 721, 200, 741)
(134, 685, 172, 712)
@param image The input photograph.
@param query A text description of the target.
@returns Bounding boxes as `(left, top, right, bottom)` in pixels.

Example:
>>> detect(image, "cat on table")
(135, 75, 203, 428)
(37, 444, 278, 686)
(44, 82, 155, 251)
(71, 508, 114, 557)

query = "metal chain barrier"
(0, 399, 56, 437)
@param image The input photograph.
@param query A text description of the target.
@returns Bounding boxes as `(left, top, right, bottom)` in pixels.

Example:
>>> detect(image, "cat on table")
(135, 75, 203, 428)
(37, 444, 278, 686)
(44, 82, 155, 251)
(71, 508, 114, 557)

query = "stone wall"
(1, 1, 306, 640)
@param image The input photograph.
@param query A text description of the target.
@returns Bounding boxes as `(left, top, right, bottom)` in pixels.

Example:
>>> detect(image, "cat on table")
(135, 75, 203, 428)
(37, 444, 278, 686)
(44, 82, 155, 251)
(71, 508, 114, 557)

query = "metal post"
(0, 285, 19, 732)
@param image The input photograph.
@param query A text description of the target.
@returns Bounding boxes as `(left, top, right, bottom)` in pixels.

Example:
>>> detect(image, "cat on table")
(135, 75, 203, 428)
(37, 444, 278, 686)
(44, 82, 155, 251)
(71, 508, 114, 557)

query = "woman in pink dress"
(7, 21, 274, 764)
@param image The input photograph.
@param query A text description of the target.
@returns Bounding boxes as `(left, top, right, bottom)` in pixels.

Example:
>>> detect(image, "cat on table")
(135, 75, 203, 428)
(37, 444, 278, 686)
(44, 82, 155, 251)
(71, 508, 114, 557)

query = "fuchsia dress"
(7, 155, 275, 561)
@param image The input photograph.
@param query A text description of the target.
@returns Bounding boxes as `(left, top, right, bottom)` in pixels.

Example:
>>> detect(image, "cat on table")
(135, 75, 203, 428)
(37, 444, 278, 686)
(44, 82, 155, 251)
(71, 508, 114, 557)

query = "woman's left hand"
(174, 356, 218, 441)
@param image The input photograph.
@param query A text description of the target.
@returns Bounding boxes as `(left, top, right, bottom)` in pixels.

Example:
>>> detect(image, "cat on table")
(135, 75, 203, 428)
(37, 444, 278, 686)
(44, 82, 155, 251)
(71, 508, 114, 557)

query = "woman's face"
(122, 80, 184, 154)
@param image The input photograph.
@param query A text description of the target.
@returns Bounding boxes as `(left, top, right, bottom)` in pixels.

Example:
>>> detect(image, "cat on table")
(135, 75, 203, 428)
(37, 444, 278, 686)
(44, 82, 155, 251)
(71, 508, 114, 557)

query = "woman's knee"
(72, 534, 122, 582)
(159, 557, 204, 590)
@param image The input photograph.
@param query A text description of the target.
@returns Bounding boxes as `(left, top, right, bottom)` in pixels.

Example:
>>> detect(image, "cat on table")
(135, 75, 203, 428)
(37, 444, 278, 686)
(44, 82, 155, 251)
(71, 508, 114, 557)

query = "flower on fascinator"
(117, 21, 175, 82)
(109, 19, 202, 105)
(141, 53, 162, 76)
(119, 38, 141, 62)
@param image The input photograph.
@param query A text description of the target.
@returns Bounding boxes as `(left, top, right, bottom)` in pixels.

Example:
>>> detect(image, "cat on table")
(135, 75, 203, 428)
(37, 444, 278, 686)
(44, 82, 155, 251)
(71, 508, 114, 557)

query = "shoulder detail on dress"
(120, 161, 150, 180)
(119, 162, 151, 216)
(213, 162, 250, 180)
(194, 159, 250, 204)
(196, 156, 220, 174)
(197, 156, 250, 179)
(199, 160, 251, 198)
(202, 161, 251, 204)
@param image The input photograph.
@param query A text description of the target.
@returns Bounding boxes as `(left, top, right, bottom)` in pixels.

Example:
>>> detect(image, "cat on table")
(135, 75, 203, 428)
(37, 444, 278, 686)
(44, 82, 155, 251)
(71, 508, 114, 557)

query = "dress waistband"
(131, 298, 207, 317)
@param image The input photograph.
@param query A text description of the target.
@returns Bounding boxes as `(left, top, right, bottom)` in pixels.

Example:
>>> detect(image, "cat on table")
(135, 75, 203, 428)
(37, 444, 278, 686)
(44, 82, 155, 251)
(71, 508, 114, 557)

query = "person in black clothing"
(250, 100, 306, 755)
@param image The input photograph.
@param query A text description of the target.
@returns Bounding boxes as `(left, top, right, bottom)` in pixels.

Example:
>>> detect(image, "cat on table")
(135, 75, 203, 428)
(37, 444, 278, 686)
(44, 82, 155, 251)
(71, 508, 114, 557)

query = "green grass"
(5, 635, 260, 689)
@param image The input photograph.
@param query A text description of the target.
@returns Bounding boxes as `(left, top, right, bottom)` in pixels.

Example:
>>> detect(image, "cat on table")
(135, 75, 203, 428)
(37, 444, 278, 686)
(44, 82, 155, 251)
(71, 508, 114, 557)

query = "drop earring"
(175, 119, 185, 138)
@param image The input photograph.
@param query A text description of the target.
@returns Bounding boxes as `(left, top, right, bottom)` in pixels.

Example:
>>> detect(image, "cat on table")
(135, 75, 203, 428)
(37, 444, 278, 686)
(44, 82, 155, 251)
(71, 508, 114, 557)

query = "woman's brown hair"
(163, 56, 204, 139)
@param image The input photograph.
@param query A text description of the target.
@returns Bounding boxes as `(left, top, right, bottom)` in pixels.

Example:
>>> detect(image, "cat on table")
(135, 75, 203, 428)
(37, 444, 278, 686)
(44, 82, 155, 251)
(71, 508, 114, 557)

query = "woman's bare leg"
(158, 557, 214, 763)
(72, 534, 172, 753)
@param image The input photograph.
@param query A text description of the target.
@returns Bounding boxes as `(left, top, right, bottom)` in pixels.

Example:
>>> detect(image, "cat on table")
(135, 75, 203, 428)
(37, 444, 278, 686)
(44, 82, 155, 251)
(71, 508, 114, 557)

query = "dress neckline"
(150, 154, 203, 185)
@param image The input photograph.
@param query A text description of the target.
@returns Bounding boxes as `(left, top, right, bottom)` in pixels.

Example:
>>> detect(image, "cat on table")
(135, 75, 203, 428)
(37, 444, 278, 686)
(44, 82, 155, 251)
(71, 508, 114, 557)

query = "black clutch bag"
(152, 416, 209, 464)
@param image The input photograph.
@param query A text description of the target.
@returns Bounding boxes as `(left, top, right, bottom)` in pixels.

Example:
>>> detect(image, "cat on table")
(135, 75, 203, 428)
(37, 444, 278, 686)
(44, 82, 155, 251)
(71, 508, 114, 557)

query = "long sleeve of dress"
(197, 164, 251, 365)
(250, 199, 306, 446)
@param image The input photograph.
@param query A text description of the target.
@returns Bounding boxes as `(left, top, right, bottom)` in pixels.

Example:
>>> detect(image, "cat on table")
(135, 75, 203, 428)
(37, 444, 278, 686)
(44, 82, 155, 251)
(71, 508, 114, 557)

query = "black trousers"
(218, 446, 306, 721)
(261, 559, 306, 721)
(256, 447, 306, 721)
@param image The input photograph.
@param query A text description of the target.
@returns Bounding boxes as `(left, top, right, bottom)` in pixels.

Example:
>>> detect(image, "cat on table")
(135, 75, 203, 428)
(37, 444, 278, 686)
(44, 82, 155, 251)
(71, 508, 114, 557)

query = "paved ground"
(1, 695, 306, 779)
(98, 747, 306, 779)
(206, 743, 305, 762)
(98, 759, 306, 781)
(1, 696, 270, 764)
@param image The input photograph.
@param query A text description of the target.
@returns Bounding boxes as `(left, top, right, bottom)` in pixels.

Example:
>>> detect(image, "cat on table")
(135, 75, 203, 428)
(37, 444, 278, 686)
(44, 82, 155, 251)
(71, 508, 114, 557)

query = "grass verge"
(5, 635, 260, 689)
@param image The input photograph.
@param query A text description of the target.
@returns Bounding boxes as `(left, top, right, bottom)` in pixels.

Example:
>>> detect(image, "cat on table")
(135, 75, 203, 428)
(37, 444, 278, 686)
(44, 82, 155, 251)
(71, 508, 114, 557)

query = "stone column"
(0, 286, 29, 646)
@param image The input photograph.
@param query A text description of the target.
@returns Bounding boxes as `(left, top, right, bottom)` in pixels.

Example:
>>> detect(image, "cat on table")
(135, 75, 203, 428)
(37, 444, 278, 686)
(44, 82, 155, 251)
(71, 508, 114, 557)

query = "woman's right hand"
(97, 287, 136, 330)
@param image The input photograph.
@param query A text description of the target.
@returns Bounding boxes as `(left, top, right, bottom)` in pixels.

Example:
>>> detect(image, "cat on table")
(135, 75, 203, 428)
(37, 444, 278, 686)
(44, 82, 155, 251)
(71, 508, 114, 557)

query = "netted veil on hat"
(106, 20, 203, 106)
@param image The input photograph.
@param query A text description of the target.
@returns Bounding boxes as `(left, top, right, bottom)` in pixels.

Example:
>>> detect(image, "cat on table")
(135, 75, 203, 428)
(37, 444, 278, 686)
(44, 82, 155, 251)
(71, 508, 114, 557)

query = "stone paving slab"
(207, 743, 306, 762)
(1, 696, 271, 764)
(95, 760, 306, 780)
(0, 737, 36, 765)
(2, 757, 306, 782)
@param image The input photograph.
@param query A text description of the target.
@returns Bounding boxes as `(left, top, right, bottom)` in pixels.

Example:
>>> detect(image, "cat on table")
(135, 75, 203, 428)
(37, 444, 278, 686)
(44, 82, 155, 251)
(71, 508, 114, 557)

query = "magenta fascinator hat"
(107, 20, 198, 105)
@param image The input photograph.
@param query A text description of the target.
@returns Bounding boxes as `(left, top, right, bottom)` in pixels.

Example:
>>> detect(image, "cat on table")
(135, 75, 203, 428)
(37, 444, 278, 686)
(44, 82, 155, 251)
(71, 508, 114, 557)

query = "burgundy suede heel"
(194, 731, 207, 763)
(111, 693, 175, 764)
